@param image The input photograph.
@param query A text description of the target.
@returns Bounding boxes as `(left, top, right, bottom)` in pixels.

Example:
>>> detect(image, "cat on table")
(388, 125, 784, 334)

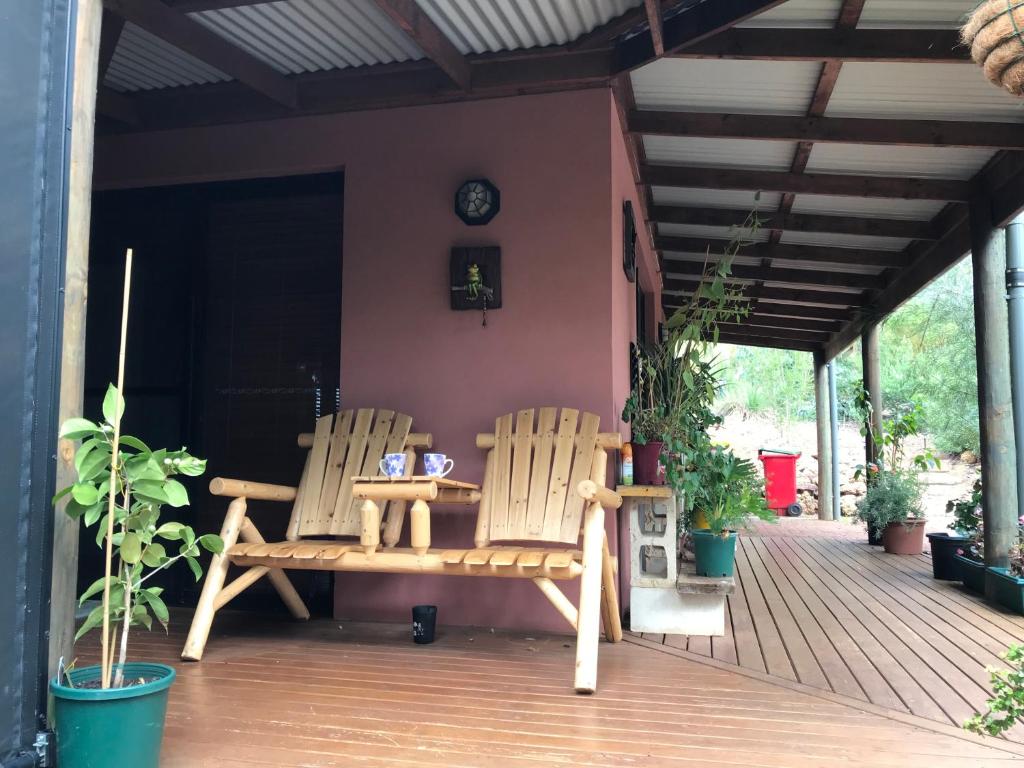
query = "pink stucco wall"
(94, 88, 658, 633)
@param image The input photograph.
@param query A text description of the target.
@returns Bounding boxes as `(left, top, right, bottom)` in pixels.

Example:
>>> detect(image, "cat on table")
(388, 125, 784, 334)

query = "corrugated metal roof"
(779, 229, 912, 252)
(766, 258, 885, 275)
(643, 136, 797, 170)
(190, 0, 425, 74)
(738, 0, 842, 28)
(790, 193, 945, 220)
(828, 63, 1024, 122)
(658, 223, 772, 242)
(106, 22, 231, 91)
(858, 0, 971, 29)
(416, 0, 641, 54)
(806, 143, 996, 180)
(630, 58, 821, 115)
(650, 186, 783, 211)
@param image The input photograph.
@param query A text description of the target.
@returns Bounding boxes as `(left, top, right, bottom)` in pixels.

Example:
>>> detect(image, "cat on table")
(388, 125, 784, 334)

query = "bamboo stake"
(100, 248, 133, 689)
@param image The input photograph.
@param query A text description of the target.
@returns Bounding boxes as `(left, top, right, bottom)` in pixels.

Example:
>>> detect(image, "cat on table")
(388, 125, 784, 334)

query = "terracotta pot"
(883, 519, 926, 555)
(632, 441, 664, 485)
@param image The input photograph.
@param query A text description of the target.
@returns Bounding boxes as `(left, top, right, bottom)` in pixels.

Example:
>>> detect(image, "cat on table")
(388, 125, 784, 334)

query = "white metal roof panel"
(806, 143, 996, 180)
(738, 0, 842, 28)
(779, 229, 912, 252)
(658, 223, 772, 243)
(643, 136, 797, 170)
(790, 193, 944, 220)
(190, 0, 426, 74)
(858, 0, 971, 29)
(767, 258, 885, 275)
(105, 23, 231, 91)
(651, 186, 783, 211)
(416, 0, 641, 54)
(828, 63, 1024, 122)
(630, 58, 820, 115)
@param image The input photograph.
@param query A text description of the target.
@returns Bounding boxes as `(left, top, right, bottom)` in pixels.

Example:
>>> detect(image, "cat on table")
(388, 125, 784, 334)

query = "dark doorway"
(82, 173, 343, 616)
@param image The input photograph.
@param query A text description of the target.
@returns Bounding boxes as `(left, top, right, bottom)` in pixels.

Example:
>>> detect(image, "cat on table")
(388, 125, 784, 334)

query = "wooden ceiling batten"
(662, 278, 866, 308)
(370, 0, 471, 91)
(644, 0, 665, 56)
(656, 236, 908, 269)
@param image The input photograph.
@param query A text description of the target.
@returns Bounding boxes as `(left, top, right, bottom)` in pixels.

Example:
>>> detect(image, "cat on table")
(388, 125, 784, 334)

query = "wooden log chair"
(181, 408, 431, 661)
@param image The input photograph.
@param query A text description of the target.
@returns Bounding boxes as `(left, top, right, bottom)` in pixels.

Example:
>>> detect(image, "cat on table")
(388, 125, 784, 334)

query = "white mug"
(424, 453, 454, 478)
(379, 453, 407, 477)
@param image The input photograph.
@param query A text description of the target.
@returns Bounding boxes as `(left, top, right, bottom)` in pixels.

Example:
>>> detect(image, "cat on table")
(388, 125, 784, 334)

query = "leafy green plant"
(55, 384, 223, 689)
(965, 644, 1024, 737)
(854, 392, 940, 479)
(691, 449, 776, 537)
(855, 469, 923, 536)
(947, 481, 982, 538)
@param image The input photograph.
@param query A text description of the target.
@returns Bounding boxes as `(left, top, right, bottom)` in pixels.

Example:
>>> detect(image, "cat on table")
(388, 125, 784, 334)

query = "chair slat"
(507, 409, 535, 538)
(285, 452, 312, 541)
(380, 413, 413, 544)
(488, 414, 514, 539)
(329, 409, 374, 535)
(540, 409, 579, 542)
(525, 407, 557, 536)
(464, 549, 494, 565)
(441, 549, 468, 564)
(516, 551, 545, 567)
(559, 412, 601, 542)
(335, 410, 394, 534)
(315, 410, 354, 528)
(297, 415, 334, 533)
(489, 550, 519, 566)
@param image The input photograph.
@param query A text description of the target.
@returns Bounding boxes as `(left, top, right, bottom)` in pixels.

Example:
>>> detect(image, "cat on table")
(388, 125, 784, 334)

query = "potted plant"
(691, 450, 775, 577)
(985, 517, 1024, 614)
(928, 481, 981, 580)
(954, 522, 987, 593)
(855, 470, 926, 555)
(48, 254, 223, 768)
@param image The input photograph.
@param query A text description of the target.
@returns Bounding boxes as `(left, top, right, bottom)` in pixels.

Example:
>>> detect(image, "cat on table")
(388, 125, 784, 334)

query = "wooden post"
(971, 194, 1019, 574)
(814, 350, 833, 520)
(49, 0, 102, 677)
(237, 518, 309, 620)
(861, 322, 883, 470)
(574, 447, 608, 694)
(410, 500, 430, 555)
(360, 500, 381, 555)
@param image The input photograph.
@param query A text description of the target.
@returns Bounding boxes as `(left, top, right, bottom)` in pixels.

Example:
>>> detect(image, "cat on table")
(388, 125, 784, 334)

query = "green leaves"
(163, 479, 189, 507)
(102, 384, 125, 424)
(71, 483, 100, 506)
(60, 418, 102, 440)
(120, 532, 142, 564)
(75, 604, 105, 642)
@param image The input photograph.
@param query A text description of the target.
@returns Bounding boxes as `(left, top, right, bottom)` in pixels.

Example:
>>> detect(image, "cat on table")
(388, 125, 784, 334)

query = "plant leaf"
(71, 483, 99, 506)
(74, 605, 105, 642)
(102, 384, 125, 424)
(120, 532, 142, 564)
(78, 576, 108, 605)
(185, 555, 202, 581)
(60, 418, 102, 440)
(119, 435, 150, 453)
(156, 522, 185, 541)
(83, 502, 104, 527)
(198, 533, 224, 554)
(133, 480, 170, 504)
(141, 542, 166, 567)
(163, 479, 189, 508)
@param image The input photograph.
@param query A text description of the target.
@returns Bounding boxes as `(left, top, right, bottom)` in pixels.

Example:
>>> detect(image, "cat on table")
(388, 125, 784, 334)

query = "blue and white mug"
(424, 453, 454, 478)
(379, 452, 407, 477)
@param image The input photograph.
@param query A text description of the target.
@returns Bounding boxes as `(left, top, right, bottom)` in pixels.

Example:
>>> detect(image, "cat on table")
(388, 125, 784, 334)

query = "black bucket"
(412, 605, 437, 644)
(927, 532, 972, 581)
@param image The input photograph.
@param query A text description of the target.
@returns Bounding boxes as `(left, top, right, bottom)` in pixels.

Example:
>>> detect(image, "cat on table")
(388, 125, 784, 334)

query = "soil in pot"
(631, 441, 664, 485)
(692, 530, 738, 577)
(50, 662, 175, 768)
(926, 532, 971, 580)
(883, 519, 926, 555)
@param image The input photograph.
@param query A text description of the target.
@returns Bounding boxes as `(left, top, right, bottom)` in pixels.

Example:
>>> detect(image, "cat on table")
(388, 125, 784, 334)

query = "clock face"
(455, 178, 500, 225)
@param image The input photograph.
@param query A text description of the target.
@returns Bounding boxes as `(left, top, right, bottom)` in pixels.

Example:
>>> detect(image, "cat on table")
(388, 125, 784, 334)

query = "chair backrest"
(287, 409, 419, 538)
(476, 407, 621, 546)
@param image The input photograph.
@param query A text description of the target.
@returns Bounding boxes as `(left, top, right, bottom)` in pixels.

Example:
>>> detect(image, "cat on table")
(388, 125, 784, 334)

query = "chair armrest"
(577, 480, 623, 510)
(209, 477, 298, 502)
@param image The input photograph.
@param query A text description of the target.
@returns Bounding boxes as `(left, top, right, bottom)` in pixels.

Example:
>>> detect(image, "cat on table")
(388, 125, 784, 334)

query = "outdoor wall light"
(454, 178, 500, 225)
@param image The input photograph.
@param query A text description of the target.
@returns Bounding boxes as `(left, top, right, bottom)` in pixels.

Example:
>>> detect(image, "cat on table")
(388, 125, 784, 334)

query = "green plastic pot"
(692, 530, 738, 577)
(954, 553, 986, 593)
(49, 663, 175, 768)
(986, 567, 1024, 614)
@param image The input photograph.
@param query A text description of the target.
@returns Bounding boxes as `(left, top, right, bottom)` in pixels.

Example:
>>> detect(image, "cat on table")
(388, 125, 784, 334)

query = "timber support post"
(971, 194, 1018, 575)
(861, 323, 883, 471)
(814, 351, 833, 520)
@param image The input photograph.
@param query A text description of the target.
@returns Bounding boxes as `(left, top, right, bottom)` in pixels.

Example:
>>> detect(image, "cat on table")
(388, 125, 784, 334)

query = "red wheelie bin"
(758, 449, 803, 517)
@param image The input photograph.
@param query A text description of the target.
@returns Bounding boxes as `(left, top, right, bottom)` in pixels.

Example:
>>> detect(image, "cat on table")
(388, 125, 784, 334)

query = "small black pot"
(412, 605, 437, 644)
(926, 532, 971, 581)
(867, 524, 884, 546)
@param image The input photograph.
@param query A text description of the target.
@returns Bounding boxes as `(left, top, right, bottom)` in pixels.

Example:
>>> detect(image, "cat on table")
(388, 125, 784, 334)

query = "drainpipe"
(1006, 213, 1024, 519)
(828, 361, 841, 521)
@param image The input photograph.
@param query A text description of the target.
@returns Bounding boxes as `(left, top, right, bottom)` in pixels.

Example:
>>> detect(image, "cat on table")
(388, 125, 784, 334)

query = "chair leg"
(239, 518, 310, 620)
(574, 501, 605, 694)
(182, 497, 248, 661)
(601, 532, 623, 643)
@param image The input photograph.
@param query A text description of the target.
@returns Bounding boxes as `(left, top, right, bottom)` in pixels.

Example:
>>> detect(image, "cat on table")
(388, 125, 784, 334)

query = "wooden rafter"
(642, 164, 970, 201)
(671, 28, 966, 63)
(662, 278, 865, 307)
(715, 323, 831, 343)
(370, 0, 471, 91)
(656, 236, 907, 268)
(628, 111, 1024, 150)
(711, 332, 820, 352)
(643, 0, 665, 56)
(662, 258, 882, 290)
(104, 0, 298, 108)
(651, 205, 939, 240)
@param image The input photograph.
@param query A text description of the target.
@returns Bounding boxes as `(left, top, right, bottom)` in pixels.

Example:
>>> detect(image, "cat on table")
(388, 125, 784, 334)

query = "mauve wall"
(94, 88, 658, 633)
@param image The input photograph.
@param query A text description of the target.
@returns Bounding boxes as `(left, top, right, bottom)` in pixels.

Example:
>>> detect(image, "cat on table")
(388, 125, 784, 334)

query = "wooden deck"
(640, 518, 1024, 742)
(75, 602, 1024, 767)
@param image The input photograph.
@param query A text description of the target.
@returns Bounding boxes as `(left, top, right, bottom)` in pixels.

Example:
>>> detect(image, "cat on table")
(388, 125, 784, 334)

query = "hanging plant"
(962, 0, 1024, 96)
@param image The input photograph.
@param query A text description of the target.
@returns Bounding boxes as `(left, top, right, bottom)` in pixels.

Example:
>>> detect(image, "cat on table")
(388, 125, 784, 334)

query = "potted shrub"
(48, 256, 223, 768)
(985, 517, 1024, 614)
(855, 470, 926, 555)
(928, 481, 981, 580)
(691, 450, 775, 577)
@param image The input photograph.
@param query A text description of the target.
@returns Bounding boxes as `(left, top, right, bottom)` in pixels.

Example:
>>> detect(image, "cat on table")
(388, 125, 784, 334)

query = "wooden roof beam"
(662, 277, 865, 307)
(710, 331, 821, 352)
(644, 0, 665, 56)
(663, 258, 883, 290)
(656, 235, 908, 268)
(629, 110, 1024, 151)
(651, 205, 939, 240)
(642, 163, 971, 201)
(370, 0, 471, 91)
(671, 28, 966, 63)
(715, 323, 832, 343)
(104, 0, 298, 108)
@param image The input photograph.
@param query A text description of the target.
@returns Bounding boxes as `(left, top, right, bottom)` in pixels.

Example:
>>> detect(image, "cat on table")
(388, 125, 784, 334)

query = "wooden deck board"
(654, 520, 1024, 742)
(74, 605, 1024, 767)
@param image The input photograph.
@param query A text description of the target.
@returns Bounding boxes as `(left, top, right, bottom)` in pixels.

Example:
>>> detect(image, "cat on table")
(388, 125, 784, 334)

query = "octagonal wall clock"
(454, 178, 500, 226)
